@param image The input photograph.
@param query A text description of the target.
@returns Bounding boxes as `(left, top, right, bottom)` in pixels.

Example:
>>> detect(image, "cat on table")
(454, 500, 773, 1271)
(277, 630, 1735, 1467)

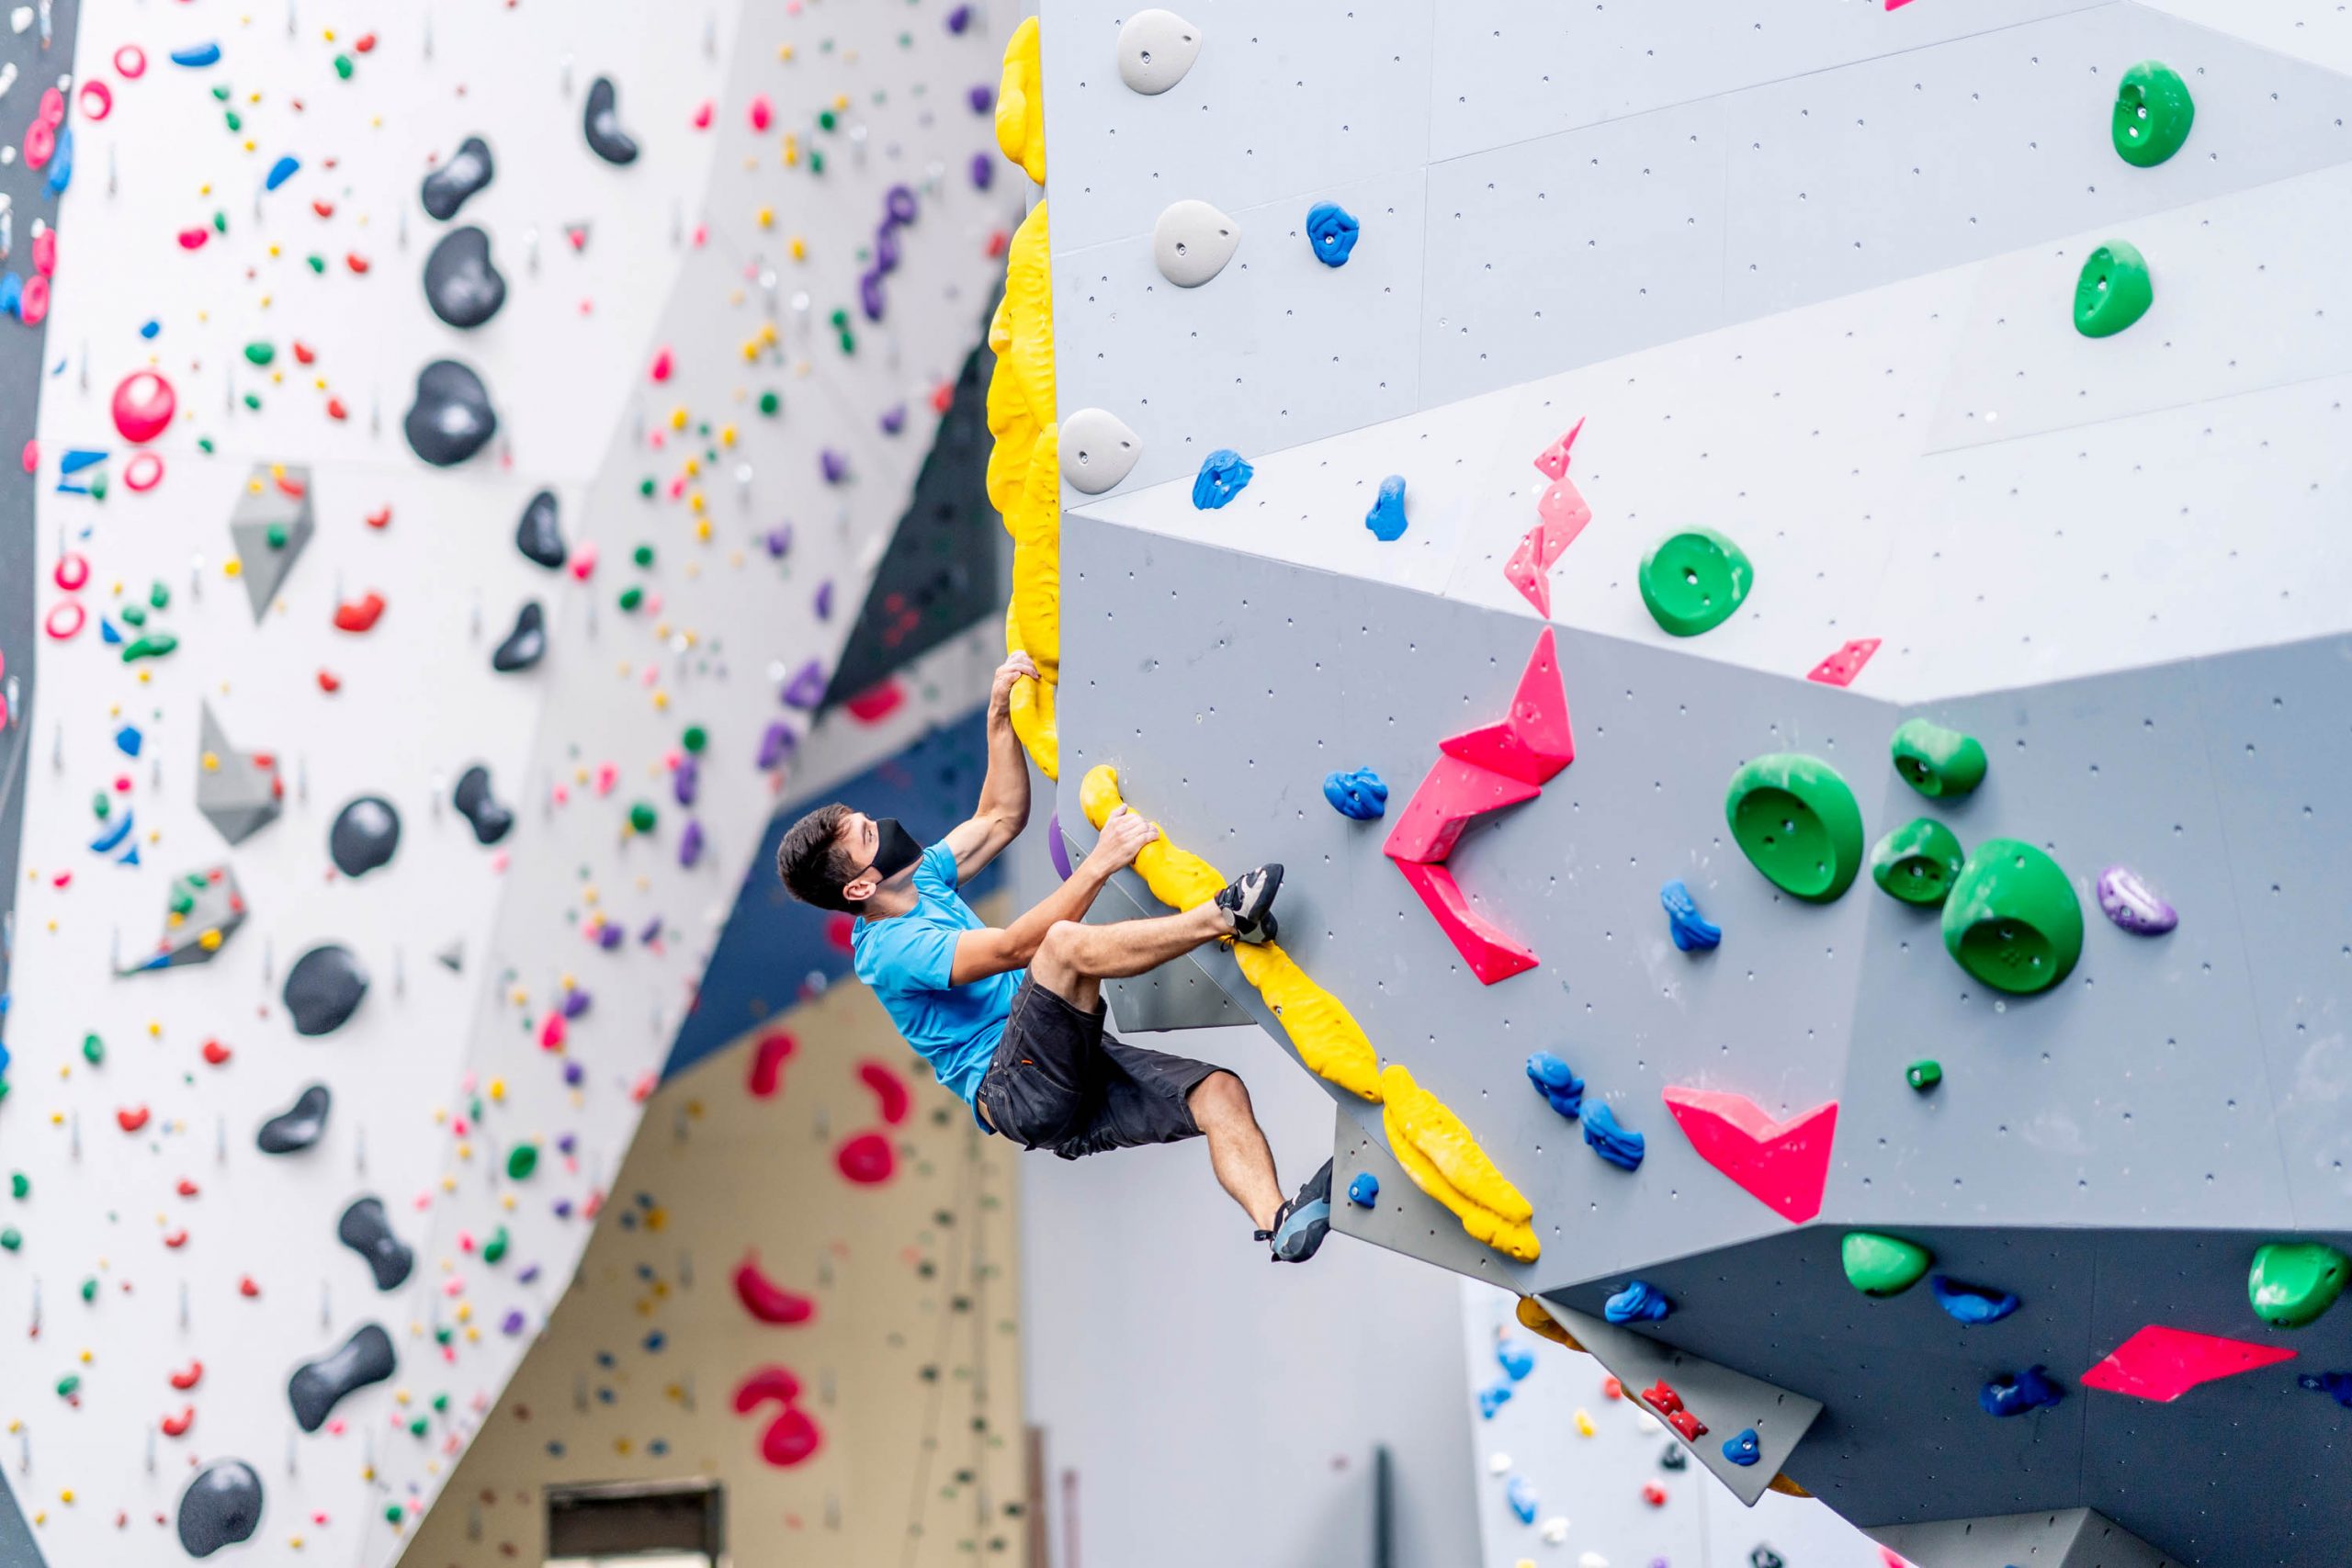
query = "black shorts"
(976, 975, 1224, 1159)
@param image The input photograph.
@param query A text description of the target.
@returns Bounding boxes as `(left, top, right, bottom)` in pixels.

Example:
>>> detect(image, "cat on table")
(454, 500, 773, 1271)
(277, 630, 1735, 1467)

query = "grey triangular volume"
(0, 1466, 49, 1568)
(1868, 1507, 2180, 1568)
(228, 462, 317, 622)
(119, 865, 251, 976)
(435, 939, 464, 973)
(197, 702, 283, 845)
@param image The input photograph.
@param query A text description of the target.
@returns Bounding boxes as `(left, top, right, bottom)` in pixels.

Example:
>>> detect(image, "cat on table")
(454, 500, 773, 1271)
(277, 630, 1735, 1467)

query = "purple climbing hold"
(945, 5, 974, 34)
(638, 913, 663, 944)
(885, 184, 918, 226)
(874, 228, 901, 272)
(501, 1309, 527, 1335)
(859, 268, 888, 322)
(678, 819, 705, 868)
(2097, 865, 2177, 934)
(820, 448, 850, 485)
(967, 84, 994, 114)
(673, 756, 700, 807)
(814, 581, 835, 621)
(1980, 1364, 2064, 1417)
(1046, 810, 1074, 880)
(560, 987, 594, 1020)
(879, 404, 908, 436)
(763, 525, 793, 558)
(780, 660, 828, 710)
(758, 719, 797, 769)
(596, 923, 625, 951)
(969, 152, 994, 190)
(2299, 1371, 2352, 1408)
(561, 1060, 585, 1088)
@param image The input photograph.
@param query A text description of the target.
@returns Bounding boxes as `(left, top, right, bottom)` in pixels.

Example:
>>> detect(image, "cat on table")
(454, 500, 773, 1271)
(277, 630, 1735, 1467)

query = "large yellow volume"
(995, 17, 1046, 185)
(1380, 1064, 1541, 1263)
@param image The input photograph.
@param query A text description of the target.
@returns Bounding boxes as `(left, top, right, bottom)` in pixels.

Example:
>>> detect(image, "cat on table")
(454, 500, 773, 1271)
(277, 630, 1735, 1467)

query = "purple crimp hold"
(2097, 864, 2177, 934)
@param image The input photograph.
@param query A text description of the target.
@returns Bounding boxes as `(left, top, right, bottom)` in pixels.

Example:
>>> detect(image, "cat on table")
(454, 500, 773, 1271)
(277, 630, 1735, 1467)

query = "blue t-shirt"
(851, 840, 1022, 1110)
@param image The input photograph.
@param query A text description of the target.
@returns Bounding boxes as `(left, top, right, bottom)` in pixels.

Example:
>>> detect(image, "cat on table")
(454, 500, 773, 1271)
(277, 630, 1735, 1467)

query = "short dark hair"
(776, 804, 860, 912)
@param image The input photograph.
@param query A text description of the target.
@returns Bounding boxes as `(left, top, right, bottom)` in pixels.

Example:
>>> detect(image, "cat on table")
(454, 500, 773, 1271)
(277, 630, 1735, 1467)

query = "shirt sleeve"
(864, 911, 959, 995)
(910, 840, 960, 898)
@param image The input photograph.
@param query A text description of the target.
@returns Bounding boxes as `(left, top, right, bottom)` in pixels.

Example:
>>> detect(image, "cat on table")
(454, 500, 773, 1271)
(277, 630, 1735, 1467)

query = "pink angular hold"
(1396, 860, 1539, 985)
(1502, 481, 1591, 613)
(1442, 628, 1575, 786)
(1660, 1086, 1838, 1224)
(1381, 758, 1540, 864)
(1532, 417, 1585, 481)
(1807, 637, 1881, 688)
(2079, 1325, 2296, 1403)
(1503, 526, 1553, 615)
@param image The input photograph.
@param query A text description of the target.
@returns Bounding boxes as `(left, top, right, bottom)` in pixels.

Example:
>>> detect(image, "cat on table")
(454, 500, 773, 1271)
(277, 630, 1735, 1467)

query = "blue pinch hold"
(45, 128, 73, 197)
(59, 449, 108, 476)
(1364, 475, 1408, 542)
(1193, 448, 1253, 510)
(1323, 767, 1388, 820)
(1504, 1474, 1539, 1526)
(1723, 1428, 1762, 1467)
(2299, 1371, 2352, 1409)
(115, 725, 143, 758)
(1979, 1364, 2064, 1418)
(1524, 1052, 1584, 1120)
(1604, 1279, 1671, 1325)
(1583, 1100, 1645, 1170)
(90, 811, 135, 855)
(1930, 1274, 2020, 1325)
(1497, 1337, 1535, 1382)
(1305, 200, 1360, 267)
(265, 155, 301, 192)
(1347, 1171, 1380, 1208)
(100, 618, 123, 645)
(1476, 1382, 1515, 1420)
(1661, 879, 1721, 952)
(171, 41, 224, 68)
(140, 321, 162, 340)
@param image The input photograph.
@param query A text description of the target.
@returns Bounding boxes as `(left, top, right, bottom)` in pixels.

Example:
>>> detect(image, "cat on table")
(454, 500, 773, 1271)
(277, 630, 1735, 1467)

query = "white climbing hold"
(1152, 199, 1240, 288)
(1573, 1550, 1604, 1567)
(1058, 408, 1143, 494)
(1116, 8, 1202, 95)
(1544, 1518, 1573, 1546)
(1487, 1450, 1513, 1475)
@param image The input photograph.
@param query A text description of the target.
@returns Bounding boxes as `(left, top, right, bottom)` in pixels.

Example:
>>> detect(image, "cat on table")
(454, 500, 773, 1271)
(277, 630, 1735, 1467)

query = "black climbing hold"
(454, 765, 515, 845)
(1658, 1442, 1688, 1471)
(337, 1196, 413, 1291)
(256, 1083, 332, 1155)
(583, 77, 640, 165)
(514, 489, 566, 569)
(422, 225, 507, 330)
(177, 1459, 265, 1557)
(284, 943, 369, 1036)
(402, 359, 498, 467)
(288, 1322, 396, 1433)
(491, 601, 547, 672)
(420, 135, 493, 221)
(328, 795, 401, 878)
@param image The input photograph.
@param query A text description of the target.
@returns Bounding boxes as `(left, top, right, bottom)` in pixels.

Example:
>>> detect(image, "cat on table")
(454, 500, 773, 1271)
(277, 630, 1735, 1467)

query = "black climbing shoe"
(1216, 863, 1283, 945)
(1258, 1158, 1333, 1263)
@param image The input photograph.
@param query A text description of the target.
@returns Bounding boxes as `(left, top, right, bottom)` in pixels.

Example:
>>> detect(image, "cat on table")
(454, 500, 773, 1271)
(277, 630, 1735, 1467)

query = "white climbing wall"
(0, 0, 1019, 1562)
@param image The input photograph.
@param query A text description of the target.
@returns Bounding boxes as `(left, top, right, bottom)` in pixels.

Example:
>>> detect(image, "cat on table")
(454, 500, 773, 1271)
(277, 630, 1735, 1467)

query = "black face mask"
(854, 817, 923, 890)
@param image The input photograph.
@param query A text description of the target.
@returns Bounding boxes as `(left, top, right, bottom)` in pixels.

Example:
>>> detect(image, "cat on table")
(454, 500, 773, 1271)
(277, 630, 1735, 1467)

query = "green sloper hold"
(1844, 1232, 1933, 1297)
(1724, 753, 1865, 903)
(1942, 839, 2085, 996)
(1890, 718, 1986, 799)
(2113, 60, 2194, 168)
(2075, 242, 2153, 338)
(2250, 1242, 2350, 1328)
(1639, 528, 1752, 637)
(1871, 818, 1965, 908)
(506, 1144, 538, 1180)
(1905, 1059, 1942, 1092)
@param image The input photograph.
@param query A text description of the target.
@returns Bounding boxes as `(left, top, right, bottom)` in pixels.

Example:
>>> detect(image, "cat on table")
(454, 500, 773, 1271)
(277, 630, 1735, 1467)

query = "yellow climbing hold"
(1380, 1063, 1540, 1262)
(1515, 1294, 1583, 1350)
(995, 17, 1046, 185)
(989, 196, 1060, 777)
(1575, 1408, 1596, 1437)
(1079, 766, 1380, 1100)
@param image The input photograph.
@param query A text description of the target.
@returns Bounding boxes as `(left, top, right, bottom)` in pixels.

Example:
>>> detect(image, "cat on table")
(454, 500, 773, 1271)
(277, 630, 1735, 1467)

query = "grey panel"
(1087, 873, 1250, 1032)
(1870, 1507, 2177, 1568)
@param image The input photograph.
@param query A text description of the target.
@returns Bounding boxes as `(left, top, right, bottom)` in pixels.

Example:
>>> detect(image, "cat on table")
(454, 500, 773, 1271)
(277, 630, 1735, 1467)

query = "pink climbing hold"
(1659, 1086, 1838, 1224)
(732, 1254, 817, 1325)
(1807, 638, 1882, 688)
(1439, 627, 1575, 786)
(857, 1060, 910, 1126)
(649, 347, 674, 382)
(31, 226, 56, 276)
(836, 1131, 896, 1185)
(1382, 758, 1541, 865)
(844, 679, 905, 724)
(112, 369, 177, 445)
(1502, 483, 1591, 615)
(731, 1365, 823, 1467)
(2079, 1325, 2296, 1403)
(1532, 418, 1585, 482)
(1395, 860, 1539, 985)
(747, 1031, 796, 1098)
(17, 276, 49, 328)
(749, 93, 774, 131)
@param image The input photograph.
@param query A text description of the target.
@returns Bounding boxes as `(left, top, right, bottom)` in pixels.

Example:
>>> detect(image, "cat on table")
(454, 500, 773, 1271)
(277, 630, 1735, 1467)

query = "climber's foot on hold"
(1216, 863, 1283, 945)
(1260, 1158, 1333, 1263)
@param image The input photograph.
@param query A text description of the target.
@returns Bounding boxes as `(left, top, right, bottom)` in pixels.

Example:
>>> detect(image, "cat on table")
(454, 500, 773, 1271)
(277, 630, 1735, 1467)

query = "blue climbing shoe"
(1260, 1157, 1333, 1262)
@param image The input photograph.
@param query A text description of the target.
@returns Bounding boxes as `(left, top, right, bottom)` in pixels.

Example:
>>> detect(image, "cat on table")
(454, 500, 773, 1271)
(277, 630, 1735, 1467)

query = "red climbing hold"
(1438, 627, 1575, 786)
(835, 1131, 896, 1186)
(844, 680, 905, 724)
(112, 370, 176, 445)
(650, 347, 674, 383)
(857, 1060, 911, 1126)
(364, 506, 390, 529)
(332, 592, 387, 633)
(237, 1277, 260, 1298)
(1395, 861, 1538, 985)
(200, 1038, 232, 1066)
(748, 1032, 796, 1098)
(1660, 1087, 1838, 1224)
(1666, 1408, 1708, 1442)
(161, 1408, 195, 1438)
(1382, 759, 1540, 865)
(316, 670, 342, 694)
(2079, 1325, 2296, 1403)
(118, 1106, 152, 1134)
(169, 1360, 204, 1390)
(1642, 1482, 1668, 1506)
(733, 1254, 817, 1325)
(163, 1230, 189, 1249)
(1806, 638, 1881, 688)
(732, 1364, 823, 1468)
(1642, 1381, 1684, 1414)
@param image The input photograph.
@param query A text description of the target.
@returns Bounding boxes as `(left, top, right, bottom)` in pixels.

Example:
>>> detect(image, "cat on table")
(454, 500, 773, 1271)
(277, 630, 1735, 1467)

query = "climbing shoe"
(1216, 863, 1283, 945)
(1259, 1158, 1333, 1263)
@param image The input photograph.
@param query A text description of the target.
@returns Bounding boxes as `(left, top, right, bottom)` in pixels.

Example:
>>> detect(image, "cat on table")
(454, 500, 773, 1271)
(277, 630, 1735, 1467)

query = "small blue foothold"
(1604, 1279, 1672, 1325)
(0, 275, 22, 320)
(171, 41, 224, 68)
(265, 155, 301, 191)
(1930, 1274, 2020, 1325)
(1477, 1382, 1514, 1420)
(140, 321, 162, 340)
(1364, 475, 1408, 542)
(1583, 1100, 1645, 1170)
(1305, 201, 1360, 267)
(45, 128, 73, 197)
(1347, 1171, 1379, 1208)
(1504, 1474, 1539, 1525)
(1192, 448, 1253, 510)
(1979, 1364, 2064, 1418)
(1524, 1052, 1585, 1120)
(100, 618, 123, 646)
(1724, 1428, 1762, 1467)
(1323, 767, 1388, 820)
(1661, 879, 1721, 952)
(115, 725, 143, 759)
(2299, 1371, 2352, 1409)
(90, 812, 134, 855)
(1497, 1337, 1535, 1382)
(59, 449, 108, 476)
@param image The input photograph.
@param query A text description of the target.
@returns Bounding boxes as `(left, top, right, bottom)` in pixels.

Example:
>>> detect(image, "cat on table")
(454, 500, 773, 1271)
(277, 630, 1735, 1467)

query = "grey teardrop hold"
(336, 1197, 414, 1292)
(288, 1323, 396, 1433)
(420, 135, 493, 220)
(583, 77, 640, 165)
(328, 795, 401, 878)
(514, 488, 566, 569)
(284, 943, 369, 1036)
(454, 764, 516, 845)
(491, 601, 547, 672)
(423, 225, 507, 329)
(401, 359, 498, 467)
(256, 1083, 332, 1155)
(177, 1460, 265, 1557)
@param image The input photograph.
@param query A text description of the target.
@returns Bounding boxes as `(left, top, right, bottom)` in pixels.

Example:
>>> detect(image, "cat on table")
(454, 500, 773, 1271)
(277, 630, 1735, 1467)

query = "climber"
(775, 651, 1333, 1262)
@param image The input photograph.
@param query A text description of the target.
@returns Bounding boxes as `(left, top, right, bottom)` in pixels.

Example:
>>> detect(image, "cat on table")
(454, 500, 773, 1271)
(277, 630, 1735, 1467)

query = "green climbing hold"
(638, 476, 656, 498)
(79, 1278, 96, 1303)
(506, 1143, 539, 1181)
(758, 389, 781, 416)
(1843, 1232, 1933, 1297)
(10, 1172, 29, 1199)
(2112, 60, 2194, 168)
(1890, 718, 1986, 799)
(432, 1392, 450, 1413)
(385, 1504, 406, 1524)
(150, 581, 170, 610)
(628, 802, 658, 834)
(1724, 753, 1865, 903)
(121, 634, 179, 663)
(632, 543, 655, 568)
(306, 254, 326, 275)
(408, 1417, 428, 1438)
(81, 1033, 103, 1066)
(818, 108, 838, 131)
(682, 725, 708, 754)
(618, 586, 644, 613)
(2249, 1241, 2349, 1328)
(809, 150, 827, 175)
(1638, 528, 1752, 637)
(120, 603, 147, 628)
(56, 1374, 80, 1398)
(334, 52, 354, 80)
(1871, 818, 1965, 908)
(2074, 241, 2153, 338)
(483, 1226, 509, 1265)
(1905, 1059, 1942, 1092)
(0, 1228, 18, 1252)
(243, 342, 276, 367)
(1942, 839, 2085, 996)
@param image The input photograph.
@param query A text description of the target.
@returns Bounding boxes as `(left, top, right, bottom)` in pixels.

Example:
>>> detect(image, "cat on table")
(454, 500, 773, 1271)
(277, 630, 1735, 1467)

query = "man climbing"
(775, 652, 1333, 1262)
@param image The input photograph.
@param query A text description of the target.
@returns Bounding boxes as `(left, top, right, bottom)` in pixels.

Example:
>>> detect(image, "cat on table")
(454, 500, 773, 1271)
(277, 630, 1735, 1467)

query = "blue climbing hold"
(1524, 1053, 1584, 1120)
(171, 42, 224, 68)
(1505, 1474, 1539, 1525)
(0, 275, 19, 320)
(45, 129, 73, 197)
(1604, 1279, 1672, 1325)
(2299, 1371, 2352, 1409)
(1661, 880, 1721, 952)
(1930, 1275, 2020, 1325)
(1979, 1365, 2064, 1418)
(100, 618, 123, 646)
(115, 726, 144, 760)
(140, 321, 162, 340)
(1724, 1428, 1761, 1467)
(1364, 475, 1408, 542)
(1193, 448, 1253, 510)
(1347, 1171, 1379, 1208)
(1477, 1382, 1514, 1420)
(90, 812, 135, 855)
(1583, 1100, 1645, 1170)
(1305, 201, 1360, 267)
(1323, 767, 1389, 820)
(266, 155, 301, 192)
(1497, 1337, 1535, 1382)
